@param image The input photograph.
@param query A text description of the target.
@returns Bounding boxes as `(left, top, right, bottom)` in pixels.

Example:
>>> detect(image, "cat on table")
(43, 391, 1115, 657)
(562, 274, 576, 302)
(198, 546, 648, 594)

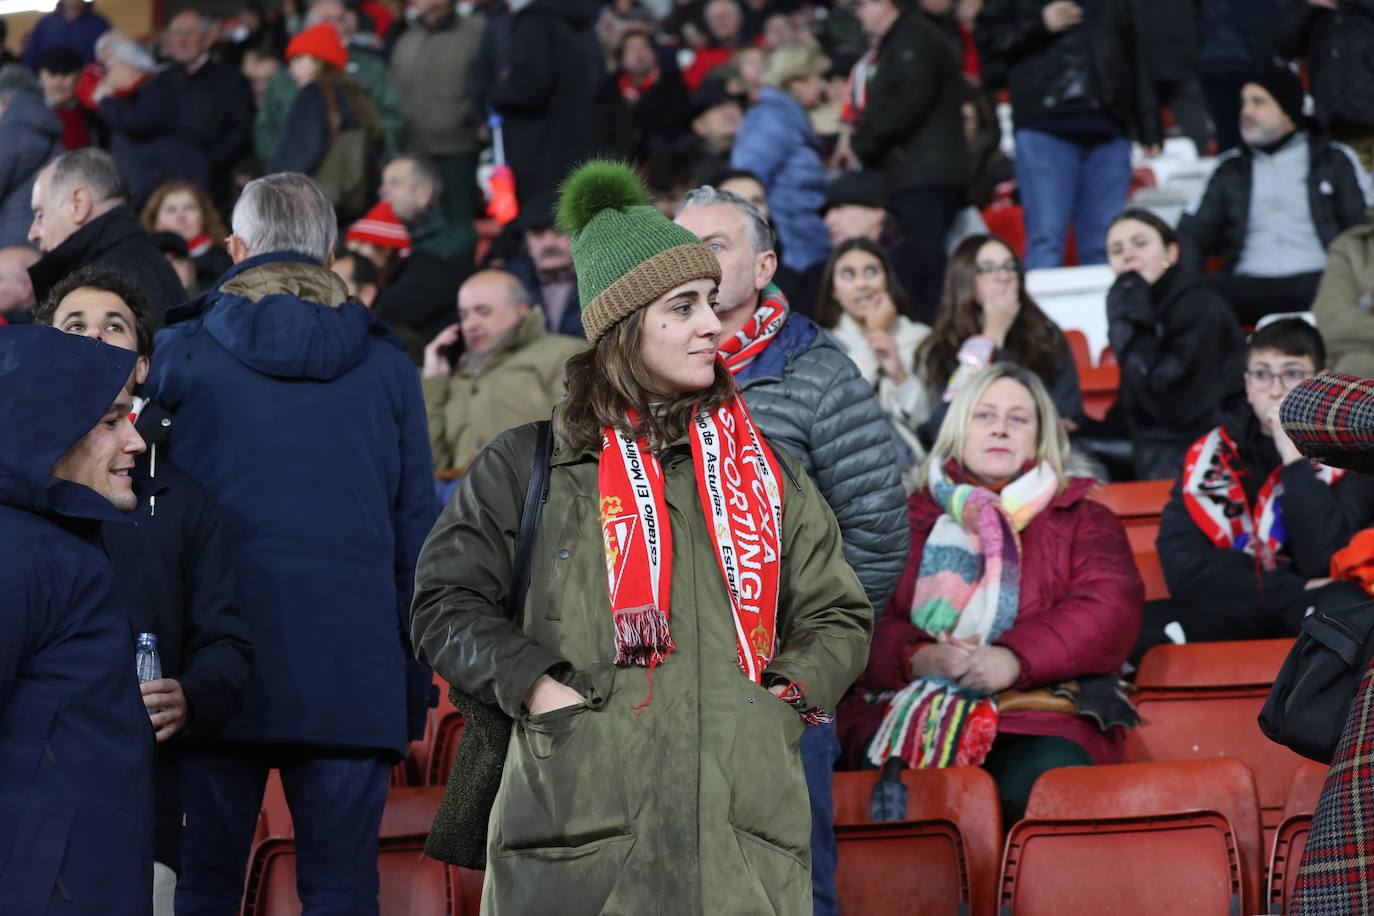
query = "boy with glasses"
(1143, 319, 1374, 651)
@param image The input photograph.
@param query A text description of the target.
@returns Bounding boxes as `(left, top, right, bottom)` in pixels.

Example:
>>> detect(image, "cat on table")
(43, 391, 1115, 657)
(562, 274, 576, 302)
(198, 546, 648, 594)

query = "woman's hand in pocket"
(524, 674, 586, 716)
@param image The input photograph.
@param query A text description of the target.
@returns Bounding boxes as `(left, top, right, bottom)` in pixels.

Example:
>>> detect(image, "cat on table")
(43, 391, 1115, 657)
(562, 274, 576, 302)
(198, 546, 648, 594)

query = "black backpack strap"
(508, 419, 553, 627)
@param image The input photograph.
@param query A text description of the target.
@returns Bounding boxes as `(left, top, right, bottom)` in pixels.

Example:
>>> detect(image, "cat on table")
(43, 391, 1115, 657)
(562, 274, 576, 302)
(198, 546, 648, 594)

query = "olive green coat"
(1312, 221, 1374, 378)
(421, 308, 583, 474)
(411, 416, 873, 915)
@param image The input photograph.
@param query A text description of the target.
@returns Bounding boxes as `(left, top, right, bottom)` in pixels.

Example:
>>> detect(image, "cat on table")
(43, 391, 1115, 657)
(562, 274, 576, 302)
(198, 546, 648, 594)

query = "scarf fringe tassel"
(612, 605, 674, 668)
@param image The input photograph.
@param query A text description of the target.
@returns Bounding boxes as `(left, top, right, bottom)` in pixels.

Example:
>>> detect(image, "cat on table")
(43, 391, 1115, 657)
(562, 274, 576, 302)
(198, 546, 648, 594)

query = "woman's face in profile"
(961, 377, 1039, 487)
(639, 277, 723, 396)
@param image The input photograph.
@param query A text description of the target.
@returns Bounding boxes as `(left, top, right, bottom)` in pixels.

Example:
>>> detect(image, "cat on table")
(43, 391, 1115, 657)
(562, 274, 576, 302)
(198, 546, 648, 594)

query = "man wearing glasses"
(1140, 318, 1374, 653)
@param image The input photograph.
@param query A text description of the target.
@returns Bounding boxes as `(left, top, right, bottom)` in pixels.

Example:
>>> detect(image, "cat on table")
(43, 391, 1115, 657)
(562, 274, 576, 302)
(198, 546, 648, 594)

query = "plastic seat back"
(1000, 811, 1243, 915)
(836, 820, 970, 916)
(833, 767, 1002, 916)
(446, 865, 485, 916)
(1267, 761, 1327, 912)
(1127, 641, 1305, 847)
(1025, 758, 1263, 912)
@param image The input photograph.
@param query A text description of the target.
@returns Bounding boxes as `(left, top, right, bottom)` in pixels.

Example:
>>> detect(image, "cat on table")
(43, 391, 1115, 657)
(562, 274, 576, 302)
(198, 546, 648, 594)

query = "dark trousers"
(175, 749, 391, 916)
(982, 733, 1093, 825)
(801, 719, 841, 916)
(1132, 580, 1371, 665)
(887, 187, 962, 319)
(1205, 271, 1324, 326)
(1160, 78, 1212, 155)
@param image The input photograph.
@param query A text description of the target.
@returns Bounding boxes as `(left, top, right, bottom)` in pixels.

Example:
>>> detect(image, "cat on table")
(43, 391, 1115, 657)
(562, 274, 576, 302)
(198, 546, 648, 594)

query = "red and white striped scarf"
(717, 285, 789, 375)
(599, 395, 784, 682)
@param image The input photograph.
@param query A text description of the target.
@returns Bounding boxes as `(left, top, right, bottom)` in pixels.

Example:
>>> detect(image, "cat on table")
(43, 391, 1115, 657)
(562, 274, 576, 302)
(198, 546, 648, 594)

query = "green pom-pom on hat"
(556, 160, 652, 237)
(556, 160, 721, 345)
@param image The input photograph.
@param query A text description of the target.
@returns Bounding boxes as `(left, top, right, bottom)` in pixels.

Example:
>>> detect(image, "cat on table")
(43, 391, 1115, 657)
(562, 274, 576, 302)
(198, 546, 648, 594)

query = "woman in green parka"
(410, 161, 874, 915)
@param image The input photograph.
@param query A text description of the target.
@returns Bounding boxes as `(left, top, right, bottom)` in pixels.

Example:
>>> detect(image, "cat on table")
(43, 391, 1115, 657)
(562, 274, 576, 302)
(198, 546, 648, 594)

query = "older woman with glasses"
(905, 233, 1083, 449)
(1141, 318, 1374, 654)
(1105, 207, 1247, 480)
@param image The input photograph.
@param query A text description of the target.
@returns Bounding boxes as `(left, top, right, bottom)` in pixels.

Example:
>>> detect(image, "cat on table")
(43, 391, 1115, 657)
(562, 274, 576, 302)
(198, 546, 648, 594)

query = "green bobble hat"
(557, 161, 721, 345)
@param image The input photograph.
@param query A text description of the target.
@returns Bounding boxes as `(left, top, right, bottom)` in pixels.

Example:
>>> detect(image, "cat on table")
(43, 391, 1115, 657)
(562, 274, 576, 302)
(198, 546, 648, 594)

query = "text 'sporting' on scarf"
(866, 459, 1059, 768)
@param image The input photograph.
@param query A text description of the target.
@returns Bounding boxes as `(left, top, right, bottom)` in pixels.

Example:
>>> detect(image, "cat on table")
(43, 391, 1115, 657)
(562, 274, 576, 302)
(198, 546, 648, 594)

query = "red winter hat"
(286, 23, 348, 71)
(345, 201, 411, 252)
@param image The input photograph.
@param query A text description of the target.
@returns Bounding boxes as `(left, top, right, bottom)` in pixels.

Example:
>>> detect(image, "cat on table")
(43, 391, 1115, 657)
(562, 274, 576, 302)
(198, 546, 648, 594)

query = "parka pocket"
(727, 677, 811, 862)
(497, 664, 630, 851)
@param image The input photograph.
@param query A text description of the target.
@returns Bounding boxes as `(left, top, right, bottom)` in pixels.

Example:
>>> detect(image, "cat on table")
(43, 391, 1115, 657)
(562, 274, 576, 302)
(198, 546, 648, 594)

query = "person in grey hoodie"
(0, 66, 62, 248)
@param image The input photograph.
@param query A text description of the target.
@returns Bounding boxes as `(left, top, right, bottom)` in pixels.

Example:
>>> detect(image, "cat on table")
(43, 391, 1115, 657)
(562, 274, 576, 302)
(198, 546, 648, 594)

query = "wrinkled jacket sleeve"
(1177, 167, 1233, 273)
(764, 450, 875, 712)
(851, 23, 940, 166)
(97, 79, 176, 139)
(994, 501, 1143, 687)
(731, 103, 790, 186)
(175, 486, 253, 737)
(807, 349, 912, 610)
(1279, 464, 1374, 578)
(411, 424, 569, 718)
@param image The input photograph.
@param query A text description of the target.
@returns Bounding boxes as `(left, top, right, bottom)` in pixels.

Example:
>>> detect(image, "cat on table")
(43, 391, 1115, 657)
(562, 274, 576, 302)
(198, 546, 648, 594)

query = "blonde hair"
(763, 46, 829, 89)
(923, 363, 1070, 492)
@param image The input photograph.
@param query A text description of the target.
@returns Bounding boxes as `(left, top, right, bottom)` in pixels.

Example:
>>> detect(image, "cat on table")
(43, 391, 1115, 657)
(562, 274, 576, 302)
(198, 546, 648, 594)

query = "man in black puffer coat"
(1275, 0, 1374, 170)
(27, 149, 186, 326)
(975, 0, 1160, 270)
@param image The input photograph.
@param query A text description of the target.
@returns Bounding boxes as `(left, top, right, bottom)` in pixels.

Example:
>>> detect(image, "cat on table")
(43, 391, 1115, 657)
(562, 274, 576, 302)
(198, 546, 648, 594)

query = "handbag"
(424, 420, 554, 869)
(1259, 596, 1374, 764)
(313, 83, 368, 222)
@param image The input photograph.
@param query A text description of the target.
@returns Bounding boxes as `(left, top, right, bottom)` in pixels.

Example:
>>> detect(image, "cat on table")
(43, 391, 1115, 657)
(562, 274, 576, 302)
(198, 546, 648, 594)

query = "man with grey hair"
(254, 0, 403, 161)
(28, 149, 186, 324)
(144, 171, 436, 914)
(676, 184, 909, 916)
(149, 10, 255, 207)
(0, 65, 62, 247)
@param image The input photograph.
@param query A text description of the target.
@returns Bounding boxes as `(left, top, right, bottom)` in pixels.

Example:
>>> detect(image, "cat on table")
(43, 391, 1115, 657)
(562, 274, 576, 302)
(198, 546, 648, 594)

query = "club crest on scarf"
(867, 458, 1059, 770)
(1183, 426, 1344, 571)
(598, 397, 784, 685)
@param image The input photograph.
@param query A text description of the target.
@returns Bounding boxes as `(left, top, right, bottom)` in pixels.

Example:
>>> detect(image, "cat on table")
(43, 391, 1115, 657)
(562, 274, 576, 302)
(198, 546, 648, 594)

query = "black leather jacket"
(974, 0, 1160, 144)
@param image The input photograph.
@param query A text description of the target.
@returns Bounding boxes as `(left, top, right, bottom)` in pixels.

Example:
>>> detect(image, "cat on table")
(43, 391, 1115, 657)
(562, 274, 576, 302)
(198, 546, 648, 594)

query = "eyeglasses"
(974, 261, 1018, 277)
(1245, 367, 1312, 390)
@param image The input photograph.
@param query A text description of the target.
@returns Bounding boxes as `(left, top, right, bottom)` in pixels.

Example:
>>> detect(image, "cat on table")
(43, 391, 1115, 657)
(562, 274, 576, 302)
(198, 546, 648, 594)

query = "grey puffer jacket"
(735, 304, 910, 610)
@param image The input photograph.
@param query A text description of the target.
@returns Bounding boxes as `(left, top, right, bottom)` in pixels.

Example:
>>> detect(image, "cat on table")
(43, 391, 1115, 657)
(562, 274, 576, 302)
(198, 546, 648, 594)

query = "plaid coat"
(1292, 656, 1374, 913)
(1281, 373, 1374, 476)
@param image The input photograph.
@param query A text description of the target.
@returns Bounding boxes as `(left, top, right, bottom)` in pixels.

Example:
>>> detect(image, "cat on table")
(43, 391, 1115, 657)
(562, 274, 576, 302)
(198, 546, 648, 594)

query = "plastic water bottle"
(135, 632, 162, 684)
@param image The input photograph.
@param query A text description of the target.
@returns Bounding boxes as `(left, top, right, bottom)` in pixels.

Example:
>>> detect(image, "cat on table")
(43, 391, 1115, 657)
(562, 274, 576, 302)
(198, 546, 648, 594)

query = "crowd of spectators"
(7, 0, 1374, 913)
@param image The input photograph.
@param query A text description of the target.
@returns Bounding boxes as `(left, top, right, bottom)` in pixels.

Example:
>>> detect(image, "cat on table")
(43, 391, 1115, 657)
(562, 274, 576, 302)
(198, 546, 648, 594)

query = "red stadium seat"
(833, 767, 1002, 916)
(1267, 762, 1327, 912)
(242, 788, 446, 916)
(1126, 641, 1305, 855)
(446, 866, 485, 916)
(1063, 329, 1092, 375)
(1024, 758, 1263, 912)
(982, 205, 1027, 260)
(1087, 479, 1173, 530)
(1000, 811, 1243, 915)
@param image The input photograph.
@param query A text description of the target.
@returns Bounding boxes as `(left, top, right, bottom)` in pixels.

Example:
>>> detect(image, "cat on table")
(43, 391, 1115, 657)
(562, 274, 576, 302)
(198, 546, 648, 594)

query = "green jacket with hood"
(411, 415, 873, 915)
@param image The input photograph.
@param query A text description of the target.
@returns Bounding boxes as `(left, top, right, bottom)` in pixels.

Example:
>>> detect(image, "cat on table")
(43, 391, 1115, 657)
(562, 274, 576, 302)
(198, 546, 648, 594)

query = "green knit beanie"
(557, 161, 721, 345)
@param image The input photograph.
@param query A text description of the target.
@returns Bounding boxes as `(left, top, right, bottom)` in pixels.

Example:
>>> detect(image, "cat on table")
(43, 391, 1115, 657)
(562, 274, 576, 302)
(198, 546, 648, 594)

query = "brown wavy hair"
(914, 234, 1064, 392)
(812, 237, 911, 330)
(557, 309, 736, 451)
(140, 179, 228, 242)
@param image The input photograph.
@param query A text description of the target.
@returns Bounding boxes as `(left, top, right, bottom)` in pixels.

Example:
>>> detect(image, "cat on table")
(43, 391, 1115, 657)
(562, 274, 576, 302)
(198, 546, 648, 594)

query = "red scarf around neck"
(717, 284, 789, 375)
(599, 395, 784, 682)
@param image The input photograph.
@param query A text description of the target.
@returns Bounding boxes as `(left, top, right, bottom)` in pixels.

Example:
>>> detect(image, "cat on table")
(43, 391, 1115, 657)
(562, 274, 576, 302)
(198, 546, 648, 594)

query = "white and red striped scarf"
(717, 285, 789, 375)
(599, 396, 784, 682)
(1183, 425, 1344, 571)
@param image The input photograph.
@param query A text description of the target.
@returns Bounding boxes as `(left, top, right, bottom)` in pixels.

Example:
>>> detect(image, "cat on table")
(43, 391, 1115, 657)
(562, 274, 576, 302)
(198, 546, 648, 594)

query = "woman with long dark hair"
(814, 237, 932, 457)
(410, 162, 872, 914)
(1104, 207, 1246, 479)
(910, 233, 1082, 446)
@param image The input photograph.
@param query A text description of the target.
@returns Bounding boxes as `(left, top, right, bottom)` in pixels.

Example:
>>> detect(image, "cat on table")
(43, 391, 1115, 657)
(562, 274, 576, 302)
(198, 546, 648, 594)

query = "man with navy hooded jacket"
(0, 325, 155, 914)
(145, 173, 437, 914)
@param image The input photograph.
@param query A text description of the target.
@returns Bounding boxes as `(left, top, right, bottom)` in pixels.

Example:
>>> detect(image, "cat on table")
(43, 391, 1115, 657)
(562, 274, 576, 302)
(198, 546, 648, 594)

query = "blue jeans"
(1013, 128, 1132, 269)
(801, 720, 841, 916)
(175, 749, 391, 916)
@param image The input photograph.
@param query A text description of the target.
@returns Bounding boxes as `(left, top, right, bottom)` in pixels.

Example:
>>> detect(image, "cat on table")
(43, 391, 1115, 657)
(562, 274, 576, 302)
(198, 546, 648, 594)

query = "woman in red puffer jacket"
(837, 362, 1143, 823)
